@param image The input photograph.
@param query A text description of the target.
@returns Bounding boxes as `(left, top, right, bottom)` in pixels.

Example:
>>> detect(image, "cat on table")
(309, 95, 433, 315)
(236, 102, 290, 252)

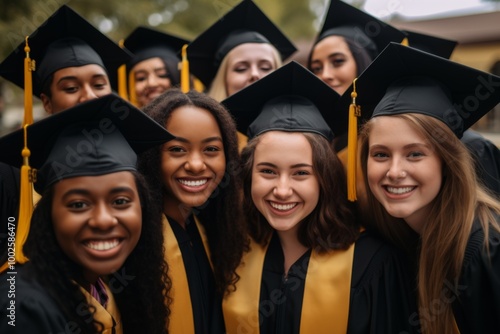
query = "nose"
(184, 152, 206, 173)
(88, 203, 118, 230)
(385, 158, 407, 180)
(146, 73, 159, 87)
(319, 64, 334, 82)
(79, 85, 98, 103)
(273, 176, 293, 199)
(249, 65, 261, 82)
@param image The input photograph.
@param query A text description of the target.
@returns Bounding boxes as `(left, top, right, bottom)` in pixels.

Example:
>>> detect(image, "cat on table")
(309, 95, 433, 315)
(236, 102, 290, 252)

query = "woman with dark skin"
(138, 89, 247, 333)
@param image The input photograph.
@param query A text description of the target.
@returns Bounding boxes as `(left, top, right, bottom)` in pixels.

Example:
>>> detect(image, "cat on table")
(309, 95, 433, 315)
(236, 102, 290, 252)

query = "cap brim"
(0, 94, 174, 169)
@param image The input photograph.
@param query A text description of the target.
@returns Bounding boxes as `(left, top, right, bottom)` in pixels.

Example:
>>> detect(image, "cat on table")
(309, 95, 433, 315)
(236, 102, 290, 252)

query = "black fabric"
(452, 217, 500, 333)
(168, 215, 225, 334)
(0, 163, 20, 265)
(222, 61, 340, 139)
(0, 263, 70, 333)
(257, 231, 419, 333)
(402, 30, 457, 59)
(461, 129, 500, 198)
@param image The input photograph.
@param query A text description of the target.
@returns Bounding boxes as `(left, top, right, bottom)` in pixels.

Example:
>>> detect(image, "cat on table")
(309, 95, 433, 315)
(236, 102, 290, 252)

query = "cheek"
(366, 160, 382, 192)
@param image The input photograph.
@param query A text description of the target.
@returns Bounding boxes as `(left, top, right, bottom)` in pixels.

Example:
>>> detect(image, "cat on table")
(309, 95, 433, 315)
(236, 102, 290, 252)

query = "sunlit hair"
(207, 44, 283, 102)
(307, 35, 373, 76)
(359, 113, 500, 334)
(241, 131, 359, 251)
(25, 171, 170, 334)
(138, 88, 248, 294)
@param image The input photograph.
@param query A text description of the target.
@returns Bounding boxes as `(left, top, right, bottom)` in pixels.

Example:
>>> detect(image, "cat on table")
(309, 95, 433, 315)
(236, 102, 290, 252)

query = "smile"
(84, 239, 121, 251)
(178, 178, 208, 187)
(386, 186, 415, 195)
(270, 202, 297, 211)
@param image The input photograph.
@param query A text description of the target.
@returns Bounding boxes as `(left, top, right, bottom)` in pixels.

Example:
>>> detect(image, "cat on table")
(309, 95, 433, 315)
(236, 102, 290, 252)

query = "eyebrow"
(56, 73, 107, 85)
(256, 162, 313, 169)
(61, 186, 135, 200)
(369, 142, 431, 150)
(172, 136, 223, 144)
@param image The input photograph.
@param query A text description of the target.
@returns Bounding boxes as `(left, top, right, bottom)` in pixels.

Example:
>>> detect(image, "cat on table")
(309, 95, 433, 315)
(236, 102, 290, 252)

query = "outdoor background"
(0, 0, 499, 144)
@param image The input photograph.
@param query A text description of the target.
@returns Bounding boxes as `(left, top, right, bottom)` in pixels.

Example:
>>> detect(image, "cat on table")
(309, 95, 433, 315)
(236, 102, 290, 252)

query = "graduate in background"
(0, 95, 174, 333)
(221, 61, 418, 333)
(0, 5, 131, 115)
(121, 26, 188, 108)
(138, 89, 248, 333)
(403, 29, 500, 198)
(352, 42, 500, 333)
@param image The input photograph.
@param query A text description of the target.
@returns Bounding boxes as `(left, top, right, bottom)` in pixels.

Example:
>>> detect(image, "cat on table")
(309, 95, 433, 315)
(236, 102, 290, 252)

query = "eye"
(295, 170, 311, 176)
(408, 151, 424, 158)
(113, 197, 131, 207)
(67, 201, 88, 210)
(310, 65, 322, 74)
(258, 168, 275, 175)
(164, 145, 186, 153)
(370, 151, 389, 159)
(205, 146, 221, 153)
(331, 58, 346, 67)
(62, 85, 78, 93)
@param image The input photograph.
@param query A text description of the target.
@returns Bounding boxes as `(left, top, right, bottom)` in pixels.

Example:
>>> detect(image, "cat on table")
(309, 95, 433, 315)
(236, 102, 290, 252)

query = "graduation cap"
(0, 94, 174, 193)
(402, 30, 458, 59)
(186, 0, 297, 87)
(0, 5, 132, 97)
(221, 61, 340, 141)
(314, 0, 406, 60)
(123, 26, 189, 85)
(340, 42, 500, 200)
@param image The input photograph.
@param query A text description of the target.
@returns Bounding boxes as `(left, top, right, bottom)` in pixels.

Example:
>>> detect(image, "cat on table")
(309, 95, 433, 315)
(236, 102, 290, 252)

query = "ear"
(40, 93, 53, 115)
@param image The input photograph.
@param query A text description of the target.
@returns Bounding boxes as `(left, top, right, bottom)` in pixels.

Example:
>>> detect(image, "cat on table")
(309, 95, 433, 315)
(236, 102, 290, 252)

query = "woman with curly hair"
(138, 88, 248, 333)
(0, 95, 173, 333)
(355, 43, 500, 333)
(221, 62, 417, 333)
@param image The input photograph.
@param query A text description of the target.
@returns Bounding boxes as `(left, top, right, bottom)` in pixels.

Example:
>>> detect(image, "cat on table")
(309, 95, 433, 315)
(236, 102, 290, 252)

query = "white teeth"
(85, 239, 120, 251)
(387, 186, 414, 194)
(179, 179, 208, 187)
(270, 202, 297, 211)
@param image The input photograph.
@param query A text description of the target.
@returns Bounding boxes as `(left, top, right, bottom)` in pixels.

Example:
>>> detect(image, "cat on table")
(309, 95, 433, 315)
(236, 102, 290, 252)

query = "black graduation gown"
(168, 215, 225, 334)
(0, 163, 20, 265)
(452, 218, 500, 333)
(461, 129, 500, 198)
(0, 263, 122, 333)
(259, 231, 419, 333)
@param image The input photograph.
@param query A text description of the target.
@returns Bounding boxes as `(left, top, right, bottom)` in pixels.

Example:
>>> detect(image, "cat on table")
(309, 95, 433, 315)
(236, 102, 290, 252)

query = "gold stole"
(80, 283, 123, 334)
(163, 215, 213, 333)
(237, 132, 249, 153)
(223, 238, 355, 334)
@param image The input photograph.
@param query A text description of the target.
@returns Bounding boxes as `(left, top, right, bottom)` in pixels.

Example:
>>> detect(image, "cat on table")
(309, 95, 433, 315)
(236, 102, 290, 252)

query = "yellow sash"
(223, 238, 355, 334)
(80, 282, 123, 334)
(163, 214, 213, 333)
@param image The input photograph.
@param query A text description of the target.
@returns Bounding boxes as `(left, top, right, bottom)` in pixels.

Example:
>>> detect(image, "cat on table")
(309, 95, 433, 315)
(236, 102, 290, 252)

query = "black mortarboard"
(123, 26, 189, 85)
(402, 30, 458, 59)
(187, 0, 297, 86)
(222, 61, 340, 141)
(0, 5, 132, 97)
(341, 42, 500, 139)
(314, 0, 406, 60)
(0, 94, 174, 193)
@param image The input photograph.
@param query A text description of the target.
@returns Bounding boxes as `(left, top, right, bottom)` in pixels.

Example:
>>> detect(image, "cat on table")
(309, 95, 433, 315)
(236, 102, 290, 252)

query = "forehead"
(255, 131, 312, 158)
(226, 43, 276, 63)
(312, 35, 352, 58)
(167, 105, 221, 136)
(52, 64, 108, 80)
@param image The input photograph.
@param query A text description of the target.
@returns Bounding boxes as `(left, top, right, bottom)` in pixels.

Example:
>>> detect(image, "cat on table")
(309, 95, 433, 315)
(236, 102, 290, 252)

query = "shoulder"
(462, 219, 500, 272)
(0, 264, 70, 333)
(351, 230, 408, 289)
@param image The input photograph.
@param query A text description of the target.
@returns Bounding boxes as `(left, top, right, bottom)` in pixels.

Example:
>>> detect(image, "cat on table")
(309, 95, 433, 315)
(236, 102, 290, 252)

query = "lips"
(386, 186, 415, 195)
(84, 238, 121, 251)
(270, 202, 297, 211)
(178, 178, 208, 187)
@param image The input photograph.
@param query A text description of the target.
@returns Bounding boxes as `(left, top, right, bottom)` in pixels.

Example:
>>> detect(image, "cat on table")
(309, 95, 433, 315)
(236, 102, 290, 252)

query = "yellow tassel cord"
(117, 39, 128, 100)
(128, 70, 138, 107)
(347, 79, 360, 202)
(0, 37, 35, 273)
(180, 44, 190, 93)
(401, 37, 409, 46)
(192, 77, 205, 93)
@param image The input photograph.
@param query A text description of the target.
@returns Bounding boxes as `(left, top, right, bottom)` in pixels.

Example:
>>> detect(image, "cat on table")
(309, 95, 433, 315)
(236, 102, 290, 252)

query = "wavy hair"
(360, 113, 500, 334)
(207, 45, 283, 102)
(241, 132, 359, 252)
(25, 171, 170, 334)
(138, 88, 248, 294)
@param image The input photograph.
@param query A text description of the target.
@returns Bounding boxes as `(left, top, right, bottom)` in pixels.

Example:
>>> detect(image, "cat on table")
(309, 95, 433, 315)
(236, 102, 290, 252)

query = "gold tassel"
(15, 125, 35, 264)
(401, 37, 409, 46)
(180, 44, 190, 93)
(347, 79, 360, 202)
(193, 77, 205, 93)
(117, 39, 128, 100)
(0, 37, 36, 273)
(128, 70, 138, 107)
